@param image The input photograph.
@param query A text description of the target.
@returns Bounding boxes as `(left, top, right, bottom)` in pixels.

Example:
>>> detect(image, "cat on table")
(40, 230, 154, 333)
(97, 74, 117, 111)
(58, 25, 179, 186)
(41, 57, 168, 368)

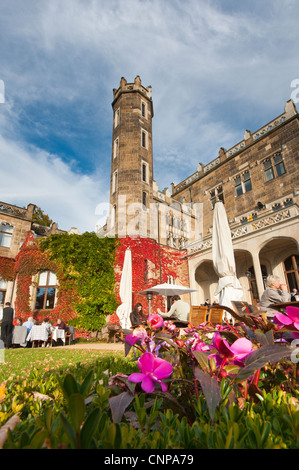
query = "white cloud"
(0, 0, 298, 225)
(0, 133, 109, 233)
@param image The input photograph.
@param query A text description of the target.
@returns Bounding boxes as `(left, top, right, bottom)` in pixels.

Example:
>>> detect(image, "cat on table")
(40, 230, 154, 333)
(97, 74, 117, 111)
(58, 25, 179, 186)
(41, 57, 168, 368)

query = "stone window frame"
(209, 185, 224, 209)
(141, 129, 148, 149)
(114, 107, 120, 128)
(141, 100, 147, 119)
(113, 137, 119, 159)
(0, 278, 7, 307)
(141, 160, 149, 184)
(35, 270, 57, 310)
(262, 153, 286, 182)
(233, 169, 252, 196)
(0, 222, 14, 248)
(142, 191, 147, 209)
(112, 170, 118, 194)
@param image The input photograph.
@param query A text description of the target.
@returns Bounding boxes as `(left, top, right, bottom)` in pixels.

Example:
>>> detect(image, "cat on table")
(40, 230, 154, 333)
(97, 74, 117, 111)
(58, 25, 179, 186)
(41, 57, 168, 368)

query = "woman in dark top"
(130, 303, 147, 329)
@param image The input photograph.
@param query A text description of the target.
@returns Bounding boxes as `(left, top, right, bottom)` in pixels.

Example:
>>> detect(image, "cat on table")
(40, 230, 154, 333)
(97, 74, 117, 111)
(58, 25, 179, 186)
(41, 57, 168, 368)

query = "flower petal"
(141, 376, 155, 393)
(125, 334, 140, 346)
(138, 352, 155, 373)
(274, 312, 293, 326)
(286, 306, 299, 323)
(230, 338, 252, 357)
(160, 381, 168, 392)
(153, 361, 173, 380)
(128, 373, 145, 384)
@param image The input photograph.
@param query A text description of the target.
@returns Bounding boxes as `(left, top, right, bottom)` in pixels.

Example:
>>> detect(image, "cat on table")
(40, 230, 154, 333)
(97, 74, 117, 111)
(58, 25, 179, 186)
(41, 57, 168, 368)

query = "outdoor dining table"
(269, 301, 299, 312)
(51, 327, 65, 343)
(26, 324, 50, 343)
(12, 325, 28, 347)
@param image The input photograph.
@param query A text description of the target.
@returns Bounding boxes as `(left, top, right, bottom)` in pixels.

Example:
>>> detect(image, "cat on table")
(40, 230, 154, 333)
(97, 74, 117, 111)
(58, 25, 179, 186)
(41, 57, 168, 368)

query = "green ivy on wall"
(40, 232, 119, 331)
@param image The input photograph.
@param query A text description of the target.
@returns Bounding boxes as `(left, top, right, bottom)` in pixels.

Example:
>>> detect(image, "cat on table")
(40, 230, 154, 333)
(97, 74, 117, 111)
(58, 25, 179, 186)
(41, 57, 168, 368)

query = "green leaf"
(28, 429, 48, 449)
(80, 408, 101, 448)
(63, 374, 79, 398)
(235, 344, 292, 383)
(68, 393, 86, 430)
(79, 369, 94, 397)
(194, 368, 221, 421)
(192, 350, 209, 370)
(60, 413, 77, 449)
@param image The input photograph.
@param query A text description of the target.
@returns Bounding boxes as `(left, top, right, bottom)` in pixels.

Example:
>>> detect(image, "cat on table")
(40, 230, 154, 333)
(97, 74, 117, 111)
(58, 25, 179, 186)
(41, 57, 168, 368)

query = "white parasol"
(116, 248, 132, 329)
(212, 200, 243, 321)
(138, 282, 197, 297)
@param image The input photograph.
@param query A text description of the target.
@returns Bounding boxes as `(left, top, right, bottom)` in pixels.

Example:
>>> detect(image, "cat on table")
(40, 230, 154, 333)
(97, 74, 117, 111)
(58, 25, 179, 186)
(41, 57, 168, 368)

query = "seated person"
(23, 316, 34, 333)
(56, 318, 67, 330)
(41, 317, 52, 347)
(15, 318, 23, 326)
(260, 275, 291, 317)
(42, 317, 52, 335)
(130, 303, 147, 329)
(158, 295, 190, 322)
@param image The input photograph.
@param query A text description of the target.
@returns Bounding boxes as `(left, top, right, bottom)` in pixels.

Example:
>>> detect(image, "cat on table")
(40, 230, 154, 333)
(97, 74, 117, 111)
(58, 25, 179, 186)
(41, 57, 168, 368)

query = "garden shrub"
(1, 309, 299, 449)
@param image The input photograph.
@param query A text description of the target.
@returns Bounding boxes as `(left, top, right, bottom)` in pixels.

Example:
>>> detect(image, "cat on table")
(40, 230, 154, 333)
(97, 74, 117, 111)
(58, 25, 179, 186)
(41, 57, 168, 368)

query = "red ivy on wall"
(114, 236, 189, 315)
(13, 231, 77, 324)
(0, 256, 15, 281)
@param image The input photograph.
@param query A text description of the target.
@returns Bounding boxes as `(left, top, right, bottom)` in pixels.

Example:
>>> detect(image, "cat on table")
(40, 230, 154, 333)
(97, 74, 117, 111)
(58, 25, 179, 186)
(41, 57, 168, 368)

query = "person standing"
(1, 302, 14, 349)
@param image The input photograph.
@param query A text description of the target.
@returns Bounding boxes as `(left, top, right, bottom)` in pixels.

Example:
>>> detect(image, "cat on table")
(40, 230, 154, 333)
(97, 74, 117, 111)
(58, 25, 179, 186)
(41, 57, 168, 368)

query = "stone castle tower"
(108, 76, 154, 236)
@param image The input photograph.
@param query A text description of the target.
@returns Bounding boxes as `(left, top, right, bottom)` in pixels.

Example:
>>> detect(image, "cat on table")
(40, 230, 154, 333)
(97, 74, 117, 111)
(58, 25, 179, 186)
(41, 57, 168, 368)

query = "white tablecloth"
(51, 327, 65, 343)
(12, 326, 28, 347)
(26, 325, 49, 342)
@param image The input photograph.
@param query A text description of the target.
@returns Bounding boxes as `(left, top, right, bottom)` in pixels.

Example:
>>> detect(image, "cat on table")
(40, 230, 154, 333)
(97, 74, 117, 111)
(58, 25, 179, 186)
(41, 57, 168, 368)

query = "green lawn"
(0, 347, 125, 383)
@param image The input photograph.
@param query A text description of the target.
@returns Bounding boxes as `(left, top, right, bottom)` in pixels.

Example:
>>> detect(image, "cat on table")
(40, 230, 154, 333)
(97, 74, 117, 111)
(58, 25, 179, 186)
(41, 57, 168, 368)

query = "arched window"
(283, 255, 299, 291)
(35, 271, 57, 309)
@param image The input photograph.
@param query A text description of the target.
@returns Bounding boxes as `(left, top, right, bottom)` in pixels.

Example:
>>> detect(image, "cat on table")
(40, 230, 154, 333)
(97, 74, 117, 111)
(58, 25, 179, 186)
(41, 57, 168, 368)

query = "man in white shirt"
(159, 295, 190, 322)
(23, 316, 34, 333)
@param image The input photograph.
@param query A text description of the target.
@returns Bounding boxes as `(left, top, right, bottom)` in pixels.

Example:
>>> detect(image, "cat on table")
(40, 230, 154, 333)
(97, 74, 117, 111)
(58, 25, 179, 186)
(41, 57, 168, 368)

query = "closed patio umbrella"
(212, 200, 243, 321)
(116, 248, 132, 329)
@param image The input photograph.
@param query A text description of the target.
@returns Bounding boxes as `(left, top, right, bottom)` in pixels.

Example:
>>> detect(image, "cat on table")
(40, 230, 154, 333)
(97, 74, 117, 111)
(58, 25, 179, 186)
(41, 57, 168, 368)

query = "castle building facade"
(103, 76, 299, 307)
(0, 201, 65, 316)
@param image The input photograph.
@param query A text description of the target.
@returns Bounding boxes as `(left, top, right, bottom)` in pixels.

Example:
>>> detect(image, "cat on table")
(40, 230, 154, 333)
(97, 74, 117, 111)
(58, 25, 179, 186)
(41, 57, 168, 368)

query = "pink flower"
(209, 332, 253, 367)
(125, 328, 148, 346)
(163, 320, 176, 332)
(148, 314, 164, 329)
(192, 340, 211, 353)
(274, 307, 299, 338)
(128, 352, 172, 393)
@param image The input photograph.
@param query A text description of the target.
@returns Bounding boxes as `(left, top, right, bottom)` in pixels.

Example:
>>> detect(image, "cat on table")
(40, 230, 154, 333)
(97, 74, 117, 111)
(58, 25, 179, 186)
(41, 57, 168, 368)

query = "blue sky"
(0, 0, 298, 232)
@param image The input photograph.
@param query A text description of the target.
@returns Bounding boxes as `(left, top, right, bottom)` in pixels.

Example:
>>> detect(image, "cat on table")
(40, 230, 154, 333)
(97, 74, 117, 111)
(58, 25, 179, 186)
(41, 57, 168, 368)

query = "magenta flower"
(274, 306, 299, 338)
(209, 332, 253, 367)
(128, 352, 172, 393)
(125, 328, 148, 346)
(192, 340, 212, 353)
(148, 314, 164, 329)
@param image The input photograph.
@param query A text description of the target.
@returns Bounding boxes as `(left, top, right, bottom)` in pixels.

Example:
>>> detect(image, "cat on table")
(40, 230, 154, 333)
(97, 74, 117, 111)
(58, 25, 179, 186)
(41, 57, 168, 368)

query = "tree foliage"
(32, 206, 53, 227)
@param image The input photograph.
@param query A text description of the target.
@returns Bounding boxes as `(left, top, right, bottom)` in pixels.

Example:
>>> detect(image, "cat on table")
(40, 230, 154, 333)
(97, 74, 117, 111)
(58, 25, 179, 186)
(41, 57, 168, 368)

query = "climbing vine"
(40, 232, 118, 331)
(0, 256, 15, 281)
(114, 236, 189, 315)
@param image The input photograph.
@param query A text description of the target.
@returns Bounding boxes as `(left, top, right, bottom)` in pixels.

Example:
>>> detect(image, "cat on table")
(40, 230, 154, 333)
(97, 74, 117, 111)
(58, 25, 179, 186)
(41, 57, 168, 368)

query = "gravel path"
(59, 341, 125, 352)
